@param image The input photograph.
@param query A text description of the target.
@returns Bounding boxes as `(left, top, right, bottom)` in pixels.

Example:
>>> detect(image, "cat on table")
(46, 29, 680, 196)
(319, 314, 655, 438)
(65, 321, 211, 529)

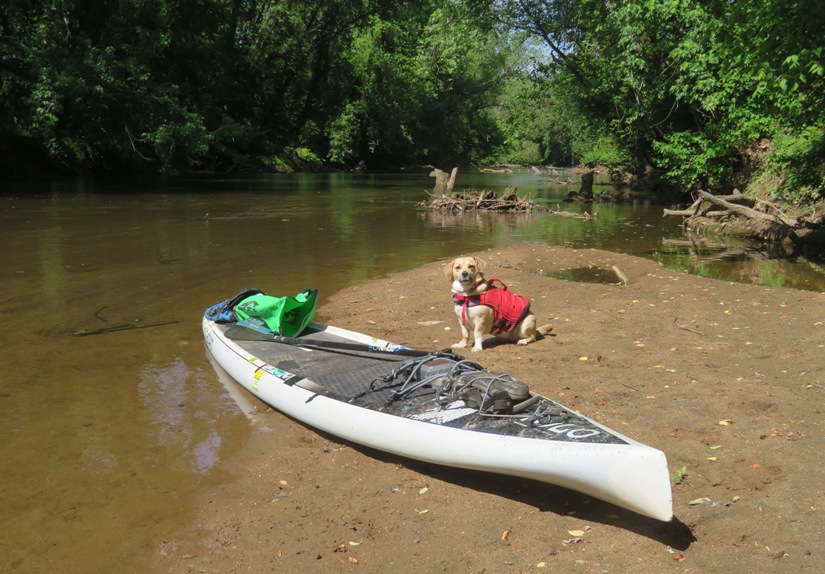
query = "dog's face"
(445, 256, 486, 292)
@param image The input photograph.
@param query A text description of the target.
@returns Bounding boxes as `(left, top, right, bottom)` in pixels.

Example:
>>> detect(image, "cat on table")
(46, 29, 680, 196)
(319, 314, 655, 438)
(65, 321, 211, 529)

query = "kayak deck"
(219, 323, 628, 445)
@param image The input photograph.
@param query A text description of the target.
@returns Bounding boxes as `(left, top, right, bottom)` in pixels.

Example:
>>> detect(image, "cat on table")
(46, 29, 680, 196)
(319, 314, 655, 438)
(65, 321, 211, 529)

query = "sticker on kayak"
(261, 365, 297, 382)
(246, 356, 298, 383)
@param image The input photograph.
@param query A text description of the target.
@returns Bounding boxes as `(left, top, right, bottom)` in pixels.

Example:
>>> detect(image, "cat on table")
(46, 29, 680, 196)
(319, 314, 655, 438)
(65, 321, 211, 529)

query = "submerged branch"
(73, 320, 179, 336)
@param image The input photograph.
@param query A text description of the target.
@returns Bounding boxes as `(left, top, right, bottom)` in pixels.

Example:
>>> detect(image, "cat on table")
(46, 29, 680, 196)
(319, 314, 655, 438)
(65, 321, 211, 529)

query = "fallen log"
(663, 207, 729, 218)
(695, 190, 798, 227)
(661, 190, 813, 245)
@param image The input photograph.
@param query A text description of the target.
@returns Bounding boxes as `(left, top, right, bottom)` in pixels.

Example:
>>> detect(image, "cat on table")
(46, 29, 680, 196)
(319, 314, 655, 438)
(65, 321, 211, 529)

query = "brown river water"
(2, 170, 823, 572)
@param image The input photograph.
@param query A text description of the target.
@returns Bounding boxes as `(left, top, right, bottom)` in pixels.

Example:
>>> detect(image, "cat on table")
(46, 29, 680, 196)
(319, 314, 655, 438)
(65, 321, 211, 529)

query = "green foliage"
(3, 0, 825, 200)
(2, 0, 514, 173)
(671, 466, 687, 485)
(495, 0, 825, 204)
(576, 132, 632, 170)
(328, 101, 369, 165)
(327, 2, 508, 167)
(288, 147, 325, 170)
(651, 131, 729, 189)
(764, 125, 825, 204)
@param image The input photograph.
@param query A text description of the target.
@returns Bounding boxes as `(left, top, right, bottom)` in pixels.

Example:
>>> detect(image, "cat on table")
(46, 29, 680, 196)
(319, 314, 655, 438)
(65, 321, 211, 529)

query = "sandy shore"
(151, 244, 825, 573)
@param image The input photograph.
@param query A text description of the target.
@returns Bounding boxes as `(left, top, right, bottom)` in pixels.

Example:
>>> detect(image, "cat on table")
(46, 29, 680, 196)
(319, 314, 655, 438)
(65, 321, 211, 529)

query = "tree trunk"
(430, 167, 458, 195)
(579, 171, 594, 199)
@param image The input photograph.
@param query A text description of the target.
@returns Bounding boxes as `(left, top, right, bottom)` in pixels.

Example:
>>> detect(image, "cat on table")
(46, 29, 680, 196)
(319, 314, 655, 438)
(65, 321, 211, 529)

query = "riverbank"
(150, 243, 825, 573)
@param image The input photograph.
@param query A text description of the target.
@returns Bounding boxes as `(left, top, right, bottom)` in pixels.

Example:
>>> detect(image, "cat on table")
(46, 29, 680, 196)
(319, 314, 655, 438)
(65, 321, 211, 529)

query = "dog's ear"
(474, 257, 486, 273)
(443, 259, 456, 279)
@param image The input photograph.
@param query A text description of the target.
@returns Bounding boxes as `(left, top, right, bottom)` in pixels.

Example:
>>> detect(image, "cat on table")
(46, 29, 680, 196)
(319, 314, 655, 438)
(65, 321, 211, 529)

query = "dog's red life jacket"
(452, 278, 531, 335)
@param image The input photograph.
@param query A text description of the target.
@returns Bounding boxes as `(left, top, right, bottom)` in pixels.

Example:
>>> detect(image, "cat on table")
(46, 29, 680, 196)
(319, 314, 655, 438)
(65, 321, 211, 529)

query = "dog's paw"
(471, 346, 484, 353)
(451, 342, 468, 349)
(516, 339, 530, 346)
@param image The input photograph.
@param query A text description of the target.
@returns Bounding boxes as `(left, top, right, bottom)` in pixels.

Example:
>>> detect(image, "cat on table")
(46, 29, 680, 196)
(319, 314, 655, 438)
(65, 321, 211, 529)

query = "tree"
(1, 0, 517, 173)
(328, 1, 509, 167)
(492, 0, 825, 203)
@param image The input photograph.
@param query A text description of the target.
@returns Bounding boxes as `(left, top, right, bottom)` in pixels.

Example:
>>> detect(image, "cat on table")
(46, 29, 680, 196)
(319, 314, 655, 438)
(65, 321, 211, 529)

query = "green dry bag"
(234, 289, 318, 337)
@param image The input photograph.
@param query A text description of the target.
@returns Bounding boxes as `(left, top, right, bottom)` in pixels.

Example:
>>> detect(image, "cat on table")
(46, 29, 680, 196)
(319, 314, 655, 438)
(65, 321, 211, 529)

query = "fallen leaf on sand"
(568, 530, 586, 537)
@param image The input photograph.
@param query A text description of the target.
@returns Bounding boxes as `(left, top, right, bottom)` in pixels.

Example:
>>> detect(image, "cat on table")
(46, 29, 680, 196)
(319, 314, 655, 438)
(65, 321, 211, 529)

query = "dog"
(444, 256, 553, 352)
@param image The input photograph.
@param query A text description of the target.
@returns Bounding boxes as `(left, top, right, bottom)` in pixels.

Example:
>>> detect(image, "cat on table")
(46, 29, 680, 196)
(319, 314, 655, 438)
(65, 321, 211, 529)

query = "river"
(1, 170, 823, 572)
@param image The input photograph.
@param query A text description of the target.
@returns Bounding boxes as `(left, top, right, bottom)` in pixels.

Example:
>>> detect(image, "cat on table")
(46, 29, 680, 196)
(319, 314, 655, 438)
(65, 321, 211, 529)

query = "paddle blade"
(224, 320, 274, 341)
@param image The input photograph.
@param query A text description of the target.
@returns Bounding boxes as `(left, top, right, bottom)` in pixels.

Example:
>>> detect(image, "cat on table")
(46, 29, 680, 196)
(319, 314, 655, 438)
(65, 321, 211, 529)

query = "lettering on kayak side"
(513, 419, 606, 441)
(532, 422, 602, 440)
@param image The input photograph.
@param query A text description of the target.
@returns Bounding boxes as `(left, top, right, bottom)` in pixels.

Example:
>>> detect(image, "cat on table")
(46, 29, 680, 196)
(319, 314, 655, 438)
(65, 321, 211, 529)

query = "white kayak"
(203, 316, 673, 521)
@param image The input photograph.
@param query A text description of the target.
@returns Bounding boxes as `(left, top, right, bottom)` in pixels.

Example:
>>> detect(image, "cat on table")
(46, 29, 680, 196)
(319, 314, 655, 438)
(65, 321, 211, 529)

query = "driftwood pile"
(421, 185, 547, 213)
(422, 166, 597, 218)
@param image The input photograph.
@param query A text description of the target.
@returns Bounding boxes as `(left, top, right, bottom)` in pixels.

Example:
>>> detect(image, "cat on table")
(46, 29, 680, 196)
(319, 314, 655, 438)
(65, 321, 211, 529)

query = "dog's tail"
(537, 324, 554, 336)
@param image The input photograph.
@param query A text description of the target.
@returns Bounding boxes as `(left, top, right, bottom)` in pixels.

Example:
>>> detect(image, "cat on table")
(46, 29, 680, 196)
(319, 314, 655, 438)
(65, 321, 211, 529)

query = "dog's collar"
(452, 279, 487, 306)
(454, 278, 485, 295)
(452, 277, 507, 299)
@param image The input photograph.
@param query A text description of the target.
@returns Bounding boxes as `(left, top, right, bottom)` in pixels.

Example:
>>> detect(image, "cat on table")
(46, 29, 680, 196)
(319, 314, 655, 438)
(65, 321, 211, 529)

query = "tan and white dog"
(444, 256, 553, 352)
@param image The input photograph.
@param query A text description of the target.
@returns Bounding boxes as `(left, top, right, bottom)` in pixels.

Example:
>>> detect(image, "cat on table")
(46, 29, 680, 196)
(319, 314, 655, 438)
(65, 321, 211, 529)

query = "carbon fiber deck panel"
(220, 324, 627, 444)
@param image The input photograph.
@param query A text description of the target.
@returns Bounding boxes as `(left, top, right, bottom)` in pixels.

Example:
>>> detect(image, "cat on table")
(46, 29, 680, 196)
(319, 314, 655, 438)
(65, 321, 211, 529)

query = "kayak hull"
(203, 317, 672, 521)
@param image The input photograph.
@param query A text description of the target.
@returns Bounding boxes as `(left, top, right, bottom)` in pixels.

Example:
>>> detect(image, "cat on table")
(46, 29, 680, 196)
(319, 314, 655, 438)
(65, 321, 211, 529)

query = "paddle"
(224, 321, 434, 357)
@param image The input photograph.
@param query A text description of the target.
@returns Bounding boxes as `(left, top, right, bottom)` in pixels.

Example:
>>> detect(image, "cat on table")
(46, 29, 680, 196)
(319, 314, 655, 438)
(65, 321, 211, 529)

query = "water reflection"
(139, 356, 228, 475)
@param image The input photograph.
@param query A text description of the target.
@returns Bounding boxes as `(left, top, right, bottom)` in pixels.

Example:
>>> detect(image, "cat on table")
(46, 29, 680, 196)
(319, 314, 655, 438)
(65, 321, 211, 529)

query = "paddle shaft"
(223, 322, 431, 357)
(271, 335, 431, 357)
